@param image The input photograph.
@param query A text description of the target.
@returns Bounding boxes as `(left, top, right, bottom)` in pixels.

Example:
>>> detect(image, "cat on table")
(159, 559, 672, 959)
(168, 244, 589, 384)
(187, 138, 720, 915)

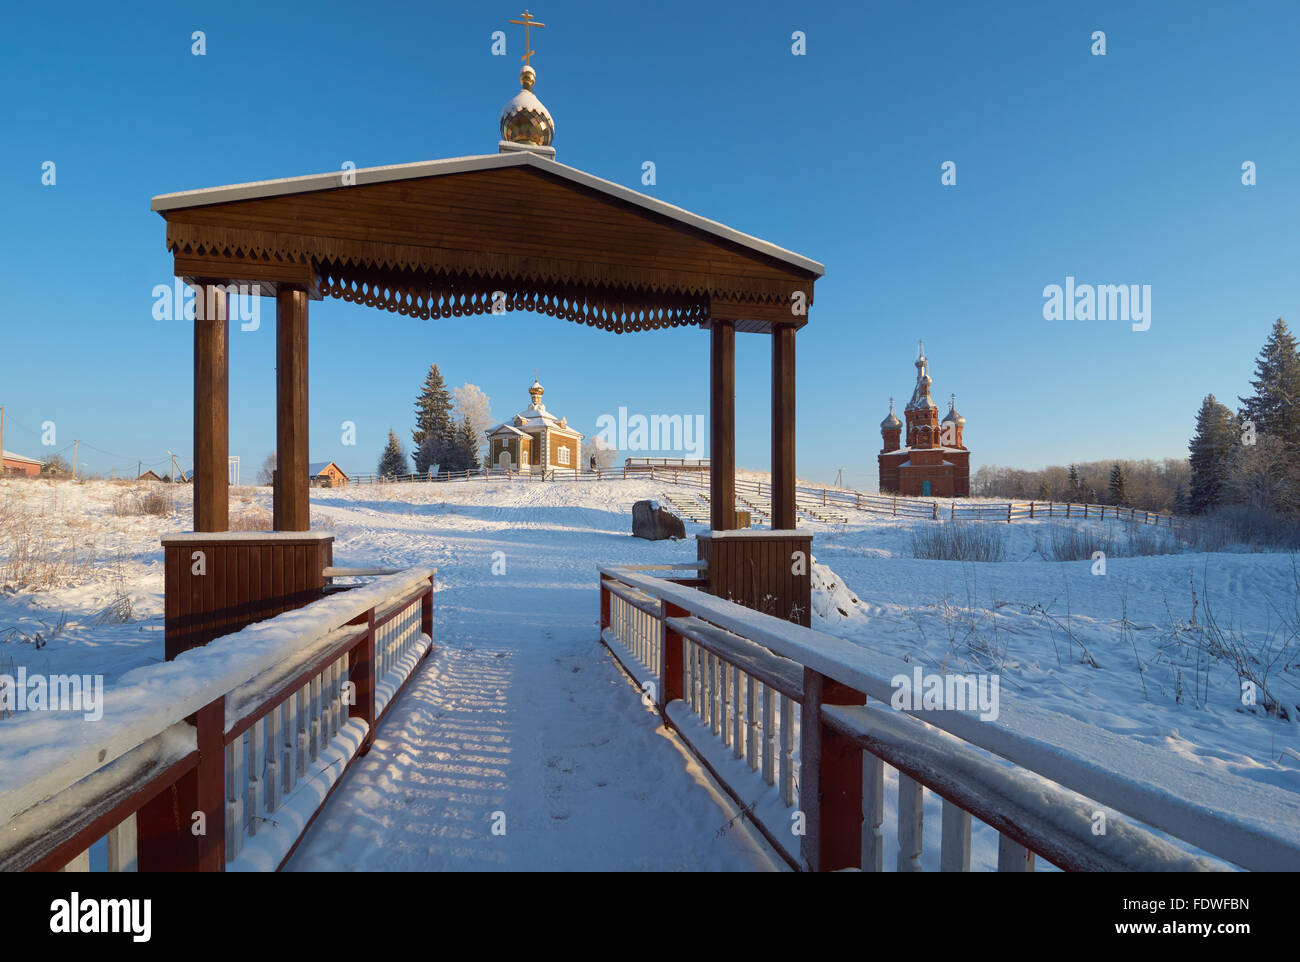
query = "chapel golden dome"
(500, 65, 554, 147)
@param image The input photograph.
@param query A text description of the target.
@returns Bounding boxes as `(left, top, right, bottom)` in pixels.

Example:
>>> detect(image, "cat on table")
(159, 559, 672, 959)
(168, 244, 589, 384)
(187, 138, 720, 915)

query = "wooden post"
(349, 608, 377, 754)
(600, 580, 611, 633)
(659, 601, 688, 709)
(137, 697, 225, 871)
(421, 577, 434, 640)
(710, 320, 736, 531)
(275, 287, 310, 532)
(194, 284, 229, 532)
(772, 327, 797, 528)
(799, 669, 866, 872)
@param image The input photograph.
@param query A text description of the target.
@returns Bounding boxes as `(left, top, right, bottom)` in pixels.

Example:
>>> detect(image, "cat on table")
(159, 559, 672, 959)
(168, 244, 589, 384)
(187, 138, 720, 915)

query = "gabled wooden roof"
(153, 152, 822, 333)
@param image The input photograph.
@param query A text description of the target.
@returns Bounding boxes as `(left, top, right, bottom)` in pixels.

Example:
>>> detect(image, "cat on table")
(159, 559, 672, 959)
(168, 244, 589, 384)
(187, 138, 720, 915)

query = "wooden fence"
(652, 469, 1190, 529)
(344, 464, 1188, 530)
(0, 569, 434, 872)
(599, 564, 1299, 871)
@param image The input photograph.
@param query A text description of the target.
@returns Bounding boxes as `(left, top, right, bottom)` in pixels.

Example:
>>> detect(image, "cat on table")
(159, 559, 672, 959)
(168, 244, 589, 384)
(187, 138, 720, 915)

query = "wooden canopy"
(153, 149, 823, 539)
(154, 151, 821, 334)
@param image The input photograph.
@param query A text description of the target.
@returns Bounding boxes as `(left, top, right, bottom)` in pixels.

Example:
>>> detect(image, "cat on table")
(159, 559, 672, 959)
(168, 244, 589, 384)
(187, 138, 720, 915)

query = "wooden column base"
(163, 532, 334, 659)
(696, 530, 813, 627)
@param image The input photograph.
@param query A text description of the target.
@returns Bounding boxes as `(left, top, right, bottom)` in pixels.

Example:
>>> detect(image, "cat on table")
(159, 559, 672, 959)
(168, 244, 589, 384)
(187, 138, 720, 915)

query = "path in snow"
(286, 481, 782, 871)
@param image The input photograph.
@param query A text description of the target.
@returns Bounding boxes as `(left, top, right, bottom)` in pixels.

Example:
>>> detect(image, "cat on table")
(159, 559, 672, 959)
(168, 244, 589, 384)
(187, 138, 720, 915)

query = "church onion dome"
(881, 400, 902, 431)
(942, 395, 965, 426)
(500, 65, 554, 147)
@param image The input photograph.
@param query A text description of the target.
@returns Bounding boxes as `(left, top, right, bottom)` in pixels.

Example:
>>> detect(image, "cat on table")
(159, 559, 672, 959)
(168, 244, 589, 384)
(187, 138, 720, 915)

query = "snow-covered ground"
(2, 476, 1297, 870)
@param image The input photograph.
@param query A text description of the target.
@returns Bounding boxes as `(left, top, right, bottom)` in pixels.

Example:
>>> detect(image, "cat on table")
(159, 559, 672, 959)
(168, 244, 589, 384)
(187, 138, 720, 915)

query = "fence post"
(349, 608, 377, 754)
(799, 670, 866, 872)
(893, 498, 897, 517)
(1029, 501, 1034, 519)
(1084, 503, 1089, 519)
(1007, 503, 1012, 523)
(600, 578, 611, 634)
(659, 602, 687, 710)
(421, 577, 434, 641)
(932, 502, 938, 521)
(137, 696, 225, 871)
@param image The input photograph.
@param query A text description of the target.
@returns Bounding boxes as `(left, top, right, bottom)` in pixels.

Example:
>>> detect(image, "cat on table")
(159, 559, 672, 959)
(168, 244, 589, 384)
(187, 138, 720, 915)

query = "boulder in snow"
(632, 500, 686, 541)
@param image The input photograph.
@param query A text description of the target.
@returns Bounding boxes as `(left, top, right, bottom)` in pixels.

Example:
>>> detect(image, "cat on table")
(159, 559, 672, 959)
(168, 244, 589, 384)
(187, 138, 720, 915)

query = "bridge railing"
(598, 564, 1299, 871)
(0, 568, 434, 872)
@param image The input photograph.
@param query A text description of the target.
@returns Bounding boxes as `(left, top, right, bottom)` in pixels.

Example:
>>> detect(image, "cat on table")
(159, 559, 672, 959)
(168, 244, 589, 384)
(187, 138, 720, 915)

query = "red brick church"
(878, 341, 970, 497)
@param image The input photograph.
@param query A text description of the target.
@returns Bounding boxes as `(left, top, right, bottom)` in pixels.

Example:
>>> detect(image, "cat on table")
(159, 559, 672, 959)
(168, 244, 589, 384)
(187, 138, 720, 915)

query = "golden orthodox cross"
(509, 10, 546, 65)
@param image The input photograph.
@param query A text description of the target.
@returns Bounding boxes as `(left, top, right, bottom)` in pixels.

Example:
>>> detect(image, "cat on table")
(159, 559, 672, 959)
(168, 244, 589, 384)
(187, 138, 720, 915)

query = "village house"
(1, 449, 44, 477)
(308, 461, 349, 487)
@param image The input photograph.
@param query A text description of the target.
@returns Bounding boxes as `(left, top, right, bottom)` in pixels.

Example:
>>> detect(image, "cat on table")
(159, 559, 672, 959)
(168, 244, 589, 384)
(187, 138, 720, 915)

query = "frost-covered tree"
(581, 435, 619, 470)
(378, 428, 409, 478)
(1188, 395, 1236, 514)
(451, 383, 493, 460)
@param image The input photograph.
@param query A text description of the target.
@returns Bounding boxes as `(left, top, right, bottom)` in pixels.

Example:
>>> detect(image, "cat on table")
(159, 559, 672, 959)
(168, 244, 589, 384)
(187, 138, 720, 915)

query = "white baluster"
(246, 717, 265, 836)
(296, 684, 309, 780)
(722, 662, 733, 748)
(282, 698, 296, 795)
(265, 706, 282, 813)
(861, 752, 884, 871)
(780, 695, 795, 807)
(328, 659, 341, 740)
(940, 799, 972, 872)
(733, 669, 744, 759)
(897, 773, 924, 871)
(225, 737, 245, 861)
(59, 848, 90, 872)
(106, 812, 138, 872)
(997, 834, 1035, 872)
(309, 673, 322, 763)
(763, 686, 776, 786)
(747, 678, 760, 772)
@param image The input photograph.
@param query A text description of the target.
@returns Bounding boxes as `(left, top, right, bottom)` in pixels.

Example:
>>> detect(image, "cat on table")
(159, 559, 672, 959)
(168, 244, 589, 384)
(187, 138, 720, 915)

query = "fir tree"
(457, 419, 481, 472)
(378, 428, 409, 478)
(412, 364, 454, 474)
(416, 432, 454, 476)
(1173, 484, 1189, 515)
(1238, 318, 1300, 448)
(1067, 464, 1081, 502)
(1108, 463, 1128, 506)
(1188, 394, 1236, 514)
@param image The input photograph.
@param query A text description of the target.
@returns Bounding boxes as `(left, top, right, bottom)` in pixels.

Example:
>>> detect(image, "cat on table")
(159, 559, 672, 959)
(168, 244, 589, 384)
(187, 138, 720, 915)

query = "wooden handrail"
(597, 564, 1300, 871)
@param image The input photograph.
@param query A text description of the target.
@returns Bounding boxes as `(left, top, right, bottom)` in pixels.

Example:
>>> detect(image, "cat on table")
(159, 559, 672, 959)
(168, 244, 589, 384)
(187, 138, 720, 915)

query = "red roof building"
(878, 342, 970, 497)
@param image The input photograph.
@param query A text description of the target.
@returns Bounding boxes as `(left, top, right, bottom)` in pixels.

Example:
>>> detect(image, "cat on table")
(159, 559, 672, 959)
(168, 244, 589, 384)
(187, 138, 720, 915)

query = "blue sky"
(2, 0, 1297, 489)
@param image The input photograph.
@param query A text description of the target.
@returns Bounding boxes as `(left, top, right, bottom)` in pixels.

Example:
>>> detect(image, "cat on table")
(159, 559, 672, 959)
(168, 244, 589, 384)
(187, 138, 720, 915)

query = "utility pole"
(72, 439, 79, 481)
(137, 460, 141, 479)
(834, 467, 844, 487)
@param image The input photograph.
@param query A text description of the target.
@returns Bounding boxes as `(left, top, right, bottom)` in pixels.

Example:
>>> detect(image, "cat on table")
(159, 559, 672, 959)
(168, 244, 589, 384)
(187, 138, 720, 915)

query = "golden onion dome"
(500, 65, 554, 147)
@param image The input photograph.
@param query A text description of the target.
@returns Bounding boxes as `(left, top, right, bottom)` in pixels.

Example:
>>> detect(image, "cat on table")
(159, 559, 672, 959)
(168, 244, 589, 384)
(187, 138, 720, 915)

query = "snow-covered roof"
(309, 461, 347, 477)
(487, 424, 530, 438)
(150, 151, 825, 278)
(2, 449, 43, 465)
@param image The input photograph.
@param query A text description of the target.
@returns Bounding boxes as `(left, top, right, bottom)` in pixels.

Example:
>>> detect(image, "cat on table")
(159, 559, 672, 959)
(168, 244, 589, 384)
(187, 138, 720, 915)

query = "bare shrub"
(228, 509, 274, 531)
(0, 519, 97, 591)
(1186, 505, 1300, 552)
(111, 486, 175, 517)
(910, 521, 1006, 562)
